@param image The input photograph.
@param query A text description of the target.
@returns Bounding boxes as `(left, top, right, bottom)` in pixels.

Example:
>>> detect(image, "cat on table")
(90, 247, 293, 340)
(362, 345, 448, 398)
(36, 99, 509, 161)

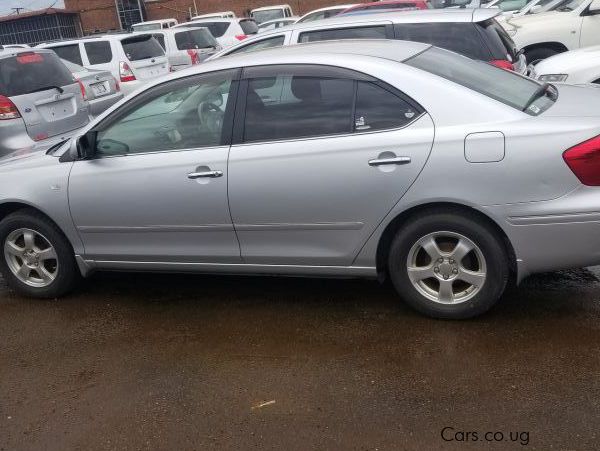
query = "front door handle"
(368, 156, 411, 166)
(188, 170, 223, 179)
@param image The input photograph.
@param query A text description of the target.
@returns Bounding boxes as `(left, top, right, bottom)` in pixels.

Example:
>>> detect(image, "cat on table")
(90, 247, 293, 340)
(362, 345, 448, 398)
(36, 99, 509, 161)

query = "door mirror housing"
(76, 131, 97, 160)
(587, 0, 600, 14)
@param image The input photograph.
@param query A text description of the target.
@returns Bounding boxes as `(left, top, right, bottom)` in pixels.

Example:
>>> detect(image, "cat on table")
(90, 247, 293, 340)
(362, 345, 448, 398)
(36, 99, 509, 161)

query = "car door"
(227, 64, 434, 266)
(579, 9, 600, 47)
(68, 69, 242, 264)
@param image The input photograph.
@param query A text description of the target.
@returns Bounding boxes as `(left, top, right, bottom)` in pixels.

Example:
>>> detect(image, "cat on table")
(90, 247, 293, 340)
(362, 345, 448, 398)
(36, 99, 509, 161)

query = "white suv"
(39, 34, 169, 95)
(503, 0, 600, 63)
(174, 19, 259, 48)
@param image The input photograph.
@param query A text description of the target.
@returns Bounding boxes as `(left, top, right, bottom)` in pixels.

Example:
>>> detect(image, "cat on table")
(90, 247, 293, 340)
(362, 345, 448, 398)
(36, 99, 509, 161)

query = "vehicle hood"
(543, 83, 600, 117)
(505, 10, 563, 27)
(535, 46, 600, 73)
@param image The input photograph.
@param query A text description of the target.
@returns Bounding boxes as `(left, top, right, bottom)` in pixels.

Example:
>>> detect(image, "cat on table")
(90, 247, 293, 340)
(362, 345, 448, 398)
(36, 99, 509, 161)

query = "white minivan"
(137, 27, 222, 71)
(39, 34, 170, 95)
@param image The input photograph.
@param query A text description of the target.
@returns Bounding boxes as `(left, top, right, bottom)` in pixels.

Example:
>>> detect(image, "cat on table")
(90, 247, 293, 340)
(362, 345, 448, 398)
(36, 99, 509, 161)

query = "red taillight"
(0, 95, 21, 120)
(76, 79, 87, 101)
(235, 34, 248, 41)
(16, 52, 44, 64)
(119, 61, 136, 82)
(563, 136, 600, 186)
(490, 59, 515, 71)
(187, 49, 200, 65)
(33, 133, 49, 142)
(114, 77, 121, 92)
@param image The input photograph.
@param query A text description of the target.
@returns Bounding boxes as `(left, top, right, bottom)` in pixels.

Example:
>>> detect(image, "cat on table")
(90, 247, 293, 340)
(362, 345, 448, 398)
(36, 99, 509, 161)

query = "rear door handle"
(187, 170, 223, 179)
(368, 156, 411, 166)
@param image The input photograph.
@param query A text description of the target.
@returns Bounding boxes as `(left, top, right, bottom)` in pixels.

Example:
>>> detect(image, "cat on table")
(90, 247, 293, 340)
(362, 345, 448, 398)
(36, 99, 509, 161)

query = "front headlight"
(538, 74, 568, 82)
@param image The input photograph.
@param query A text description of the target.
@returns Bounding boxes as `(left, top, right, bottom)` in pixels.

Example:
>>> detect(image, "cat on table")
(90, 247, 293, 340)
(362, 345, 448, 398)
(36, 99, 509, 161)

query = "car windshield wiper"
(29, 85, 64, 94)
(522, 82, 552, 112)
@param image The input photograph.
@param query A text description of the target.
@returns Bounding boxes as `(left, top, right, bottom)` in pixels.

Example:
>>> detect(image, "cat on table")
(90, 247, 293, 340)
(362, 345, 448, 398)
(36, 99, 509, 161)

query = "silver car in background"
(62, 59, 123, 116)
(1, 40, 600, 320)
(0, 48, 89, 156)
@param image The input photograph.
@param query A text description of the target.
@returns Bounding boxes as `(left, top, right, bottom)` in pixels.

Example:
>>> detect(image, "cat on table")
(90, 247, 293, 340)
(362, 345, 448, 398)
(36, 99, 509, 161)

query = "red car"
(340, 0, 431, 14)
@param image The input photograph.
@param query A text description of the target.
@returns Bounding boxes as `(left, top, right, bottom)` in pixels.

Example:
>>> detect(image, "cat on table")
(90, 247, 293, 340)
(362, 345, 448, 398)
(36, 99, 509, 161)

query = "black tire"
(525, 47, 559, 65)
(388, 211, 509, 320)
(0, 209, 78, 298)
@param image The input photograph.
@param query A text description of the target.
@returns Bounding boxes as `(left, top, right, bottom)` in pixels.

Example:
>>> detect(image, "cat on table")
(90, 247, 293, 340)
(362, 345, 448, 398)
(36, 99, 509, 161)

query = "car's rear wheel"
(0, 210, 78, 298)
(388, 211, 509, 319)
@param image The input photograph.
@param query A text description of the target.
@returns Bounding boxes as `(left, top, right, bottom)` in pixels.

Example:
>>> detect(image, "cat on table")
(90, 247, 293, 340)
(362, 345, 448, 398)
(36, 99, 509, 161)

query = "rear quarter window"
(476, 19, 518, 61)
(394, 23, 491, 60)
(240, 20, 259, 35)
(0, 52, 75, 97)
(121, 36, 164, 61)
(84, 41, 112, 64)
(48, 44, 83, 65)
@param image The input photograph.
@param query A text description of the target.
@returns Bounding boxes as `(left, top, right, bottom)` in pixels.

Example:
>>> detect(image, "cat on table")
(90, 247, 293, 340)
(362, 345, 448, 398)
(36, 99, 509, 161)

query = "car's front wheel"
(0, 210, 78, 298)
(388, 211, 509, 319)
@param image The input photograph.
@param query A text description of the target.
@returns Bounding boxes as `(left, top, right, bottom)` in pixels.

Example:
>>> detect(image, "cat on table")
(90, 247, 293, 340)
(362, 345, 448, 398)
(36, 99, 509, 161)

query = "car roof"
(39, 33, 156, 46)
(179, 18, 241, 25)
(133, 26, 207, 35)
(218, 39, 429, 65)
(132, 19, 176, 26)
(302, 4, 359, 13)
(259, 17, 300, 25)
(252, 4, 292, 12)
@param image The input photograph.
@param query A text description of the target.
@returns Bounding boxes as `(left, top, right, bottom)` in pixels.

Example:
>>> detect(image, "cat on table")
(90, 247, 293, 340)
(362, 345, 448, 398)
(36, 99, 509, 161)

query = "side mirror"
(76, 131, 97, 160)
(587, 0, 600, 14)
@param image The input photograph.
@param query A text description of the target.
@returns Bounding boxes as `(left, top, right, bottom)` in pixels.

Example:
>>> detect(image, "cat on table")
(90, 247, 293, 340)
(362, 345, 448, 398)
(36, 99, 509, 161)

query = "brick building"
(64, 0, 352, 34)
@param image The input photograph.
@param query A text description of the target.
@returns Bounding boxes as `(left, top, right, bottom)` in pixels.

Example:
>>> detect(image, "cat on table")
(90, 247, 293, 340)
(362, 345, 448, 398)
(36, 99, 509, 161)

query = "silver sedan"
(1, 40, 600, 319)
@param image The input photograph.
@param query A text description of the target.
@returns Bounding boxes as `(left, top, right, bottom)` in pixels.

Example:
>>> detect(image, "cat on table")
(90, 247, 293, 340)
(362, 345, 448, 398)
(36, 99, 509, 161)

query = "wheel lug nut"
(453, 268, 458, 274)
(443, 275, 449, 280)
(449, 259, 455, 264)
(434, 267, 439, 273)
(438, 258, 443, 263)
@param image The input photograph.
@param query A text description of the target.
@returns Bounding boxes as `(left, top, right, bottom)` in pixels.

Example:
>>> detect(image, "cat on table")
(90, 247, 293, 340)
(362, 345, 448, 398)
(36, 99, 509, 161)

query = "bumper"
(488, 186, 600, 282)
(89, 91, 124, 117)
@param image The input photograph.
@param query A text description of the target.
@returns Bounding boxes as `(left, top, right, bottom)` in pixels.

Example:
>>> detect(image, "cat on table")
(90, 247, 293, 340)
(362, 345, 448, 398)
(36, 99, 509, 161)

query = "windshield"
(0, 52, 74, 97)
(543, 0, 586, 11)
(252, 9, 285, 23)
(121, 35, 164, 61)
(132, 23, 162, 31)
(405, 47, 556, 115)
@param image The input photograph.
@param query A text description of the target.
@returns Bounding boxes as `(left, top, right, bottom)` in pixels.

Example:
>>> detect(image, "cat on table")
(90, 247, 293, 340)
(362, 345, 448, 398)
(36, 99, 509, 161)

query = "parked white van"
(39, 34, 169, 95)
(250, 4, 294, 24)
(131, 19, 179, 32)
(136, 27, 222, 71)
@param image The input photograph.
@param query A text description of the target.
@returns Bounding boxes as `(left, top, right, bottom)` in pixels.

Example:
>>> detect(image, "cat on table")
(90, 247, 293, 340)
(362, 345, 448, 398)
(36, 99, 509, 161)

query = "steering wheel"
(198, 102, 224, 135)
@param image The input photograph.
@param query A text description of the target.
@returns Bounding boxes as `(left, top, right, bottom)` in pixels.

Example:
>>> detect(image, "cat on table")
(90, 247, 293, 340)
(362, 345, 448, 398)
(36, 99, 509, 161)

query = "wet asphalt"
(1, 268, 600, 451)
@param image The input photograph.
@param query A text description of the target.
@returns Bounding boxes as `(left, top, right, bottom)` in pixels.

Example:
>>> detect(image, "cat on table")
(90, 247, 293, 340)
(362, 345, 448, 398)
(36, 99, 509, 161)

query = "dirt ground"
(2, 268, 600, 450)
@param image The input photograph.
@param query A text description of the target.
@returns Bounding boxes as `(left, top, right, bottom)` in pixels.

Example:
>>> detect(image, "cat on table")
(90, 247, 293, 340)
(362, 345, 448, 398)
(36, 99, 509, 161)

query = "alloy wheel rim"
(4, 228, 59, 288)
(406, 231, 486, 305)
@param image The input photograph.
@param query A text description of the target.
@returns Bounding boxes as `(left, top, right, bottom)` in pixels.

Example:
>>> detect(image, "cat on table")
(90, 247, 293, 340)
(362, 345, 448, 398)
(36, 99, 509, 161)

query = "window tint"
(49, 44, 82, 65)
(84, 41, 112, 64)
(244, 75, 354, 142)
(253, 10, 285, 23)
(0, 52, 75, 97)
(175, 29, 218, 50)
(190, 22, 230, 37)
(228, 35, 285, 55)
(394, 23, 490, 60)
(95, 71, 236, 156)
(121, 35, 164, 61)
(405, 47, 556, 115)
(299, 26, 387, 43)
(494, 0, 528, 10)
(354, 82, 420, 131)
(477, 19, 518, 61)
(153, 34, 166, 50)
(239, 20, 259, 35)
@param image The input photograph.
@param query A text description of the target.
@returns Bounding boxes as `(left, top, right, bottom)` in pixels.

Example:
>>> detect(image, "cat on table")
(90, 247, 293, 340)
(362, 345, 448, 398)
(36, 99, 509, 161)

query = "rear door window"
(0, 52, 74, 97)
(49, 44, 83, 65)
(239, 20, 259, 35)
(84, 41, 112, 64)
(394, 23, 490, 60)
(298, 26, 388, 43)
(121, 35, 164, 61)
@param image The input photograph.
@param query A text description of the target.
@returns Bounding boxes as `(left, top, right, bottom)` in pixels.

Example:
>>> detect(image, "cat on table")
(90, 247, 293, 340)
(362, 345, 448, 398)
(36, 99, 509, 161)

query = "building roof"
(0, 7, 77, 24)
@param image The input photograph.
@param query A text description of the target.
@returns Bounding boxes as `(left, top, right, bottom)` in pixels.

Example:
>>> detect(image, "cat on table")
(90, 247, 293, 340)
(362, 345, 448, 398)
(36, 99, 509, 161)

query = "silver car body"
(62, 60, 123, 116)
(0, 48, 89, 156)
(1, 40, 599, 283)
(209, 9, 528, 75)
